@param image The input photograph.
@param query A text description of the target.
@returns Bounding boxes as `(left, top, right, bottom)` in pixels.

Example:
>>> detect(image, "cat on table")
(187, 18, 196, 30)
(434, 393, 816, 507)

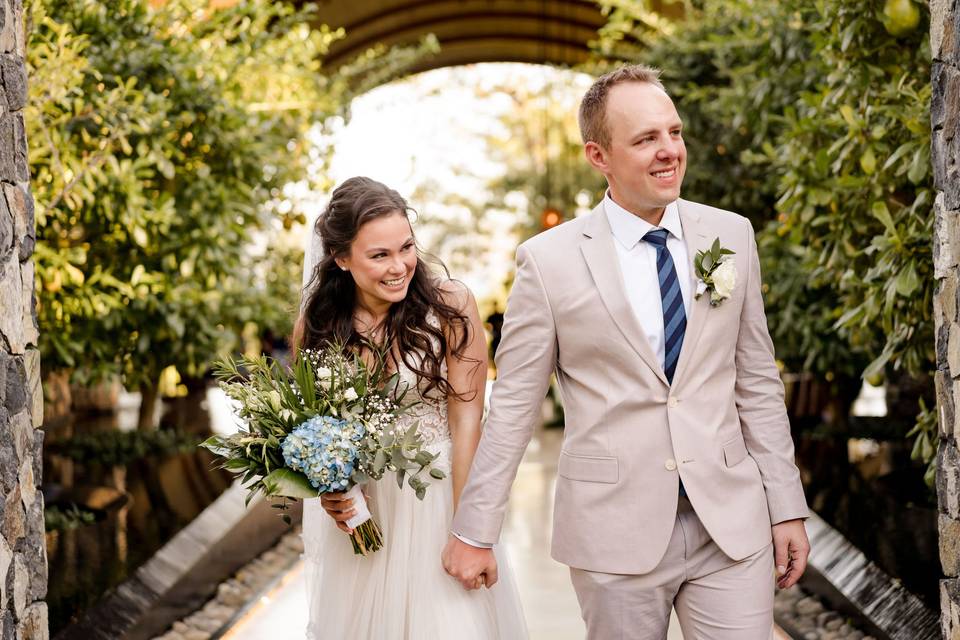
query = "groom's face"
(587, 81, 686, 217)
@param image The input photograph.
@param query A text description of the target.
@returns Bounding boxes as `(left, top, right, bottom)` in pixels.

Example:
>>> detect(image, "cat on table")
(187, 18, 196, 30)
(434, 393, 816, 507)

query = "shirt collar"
(603, 191, 683, 250)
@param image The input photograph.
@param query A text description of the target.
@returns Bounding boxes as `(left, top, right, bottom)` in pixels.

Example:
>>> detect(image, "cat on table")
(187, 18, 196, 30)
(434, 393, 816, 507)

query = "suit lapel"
(580, 207, 669, 386)
(672, 199, 712, 385)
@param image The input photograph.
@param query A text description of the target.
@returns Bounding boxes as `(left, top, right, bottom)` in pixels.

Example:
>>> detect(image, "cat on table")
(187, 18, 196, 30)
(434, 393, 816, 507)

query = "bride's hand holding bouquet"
(201, 343, 446, 555)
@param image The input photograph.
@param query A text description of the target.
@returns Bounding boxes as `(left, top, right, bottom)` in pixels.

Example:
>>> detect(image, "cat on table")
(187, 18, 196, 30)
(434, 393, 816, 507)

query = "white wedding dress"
(300, 339, 529, 639)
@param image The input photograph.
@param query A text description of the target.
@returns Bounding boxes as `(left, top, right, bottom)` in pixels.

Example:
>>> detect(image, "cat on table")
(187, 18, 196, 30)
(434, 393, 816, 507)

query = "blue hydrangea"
(281, 415, 366, 492)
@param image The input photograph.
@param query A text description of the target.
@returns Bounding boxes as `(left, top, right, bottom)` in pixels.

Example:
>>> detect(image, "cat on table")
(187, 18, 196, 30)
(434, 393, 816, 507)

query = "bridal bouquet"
(201, 344, 446, 555)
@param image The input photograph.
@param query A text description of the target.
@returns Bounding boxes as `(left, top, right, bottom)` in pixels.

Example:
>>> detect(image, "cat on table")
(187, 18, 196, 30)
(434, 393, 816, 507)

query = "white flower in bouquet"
(316, 366, 332, 389)
(344, 387, 359, 401)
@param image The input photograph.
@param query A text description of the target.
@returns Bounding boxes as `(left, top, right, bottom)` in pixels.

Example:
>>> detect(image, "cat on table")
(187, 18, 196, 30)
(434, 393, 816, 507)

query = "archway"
(296, 0, 682, 72)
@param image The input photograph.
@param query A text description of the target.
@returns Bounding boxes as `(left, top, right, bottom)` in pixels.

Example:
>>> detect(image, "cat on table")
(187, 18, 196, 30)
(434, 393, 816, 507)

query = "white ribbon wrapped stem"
(344, 483, 372, 529)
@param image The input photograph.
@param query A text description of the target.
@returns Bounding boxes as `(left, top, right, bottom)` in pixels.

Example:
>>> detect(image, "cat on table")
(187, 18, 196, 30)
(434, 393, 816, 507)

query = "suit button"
(665, 459, 677, 471)
(668, 396, 679, 408)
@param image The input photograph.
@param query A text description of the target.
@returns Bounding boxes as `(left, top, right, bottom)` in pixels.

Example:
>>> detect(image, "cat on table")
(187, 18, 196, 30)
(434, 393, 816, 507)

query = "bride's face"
(335, 211, 418, 310)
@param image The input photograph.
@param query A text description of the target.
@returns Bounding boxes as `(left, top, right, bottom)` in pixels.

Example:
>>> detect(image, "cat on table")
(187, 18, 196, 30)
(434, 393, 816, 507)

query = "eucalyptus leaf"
(374, 449, 387, 473)
(262, 468, 318, 499)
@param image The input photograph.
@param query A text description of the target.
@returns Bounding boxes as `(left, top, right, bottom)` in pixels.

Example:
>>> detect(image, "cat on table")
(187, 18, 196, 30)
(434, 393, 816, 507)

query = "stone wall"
(935, 1, 960, 638)
(0, 0, 47, 638)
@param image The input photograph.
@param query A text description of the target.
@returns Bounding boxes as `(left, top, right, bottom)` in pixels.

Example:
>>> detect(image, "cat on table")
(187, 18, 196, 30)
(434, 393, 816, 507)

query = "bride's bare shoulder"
(434, 278, 476, 312)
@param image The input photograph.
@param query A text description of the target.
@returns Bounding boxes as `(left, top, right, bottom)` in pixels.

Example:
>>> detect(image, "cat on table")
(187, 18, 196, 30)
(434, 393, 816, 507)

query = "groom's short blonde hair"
(578, 64, 666, 149)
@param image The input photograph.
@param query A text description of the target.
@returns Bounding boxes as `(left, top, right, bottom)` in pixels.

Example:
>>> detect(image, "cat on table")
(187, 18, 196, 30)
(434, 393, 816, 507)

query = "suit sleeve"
(451, 243, 558, 543)
(734, 221, 809, 525)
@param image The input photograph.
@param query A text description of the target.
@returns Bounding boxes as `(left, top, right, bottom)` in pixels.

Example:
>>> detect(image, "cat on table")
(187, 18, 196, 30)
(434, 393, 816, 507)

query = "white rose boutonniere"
(694, 238, 737, 306)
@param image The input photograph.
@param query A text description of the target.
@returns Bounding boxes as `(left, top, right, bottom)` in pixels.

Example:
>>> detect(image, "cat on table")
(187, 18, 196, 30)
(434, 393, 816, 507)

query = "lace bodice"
(394, 349, 451, 448)
(385, 308, 450, 451)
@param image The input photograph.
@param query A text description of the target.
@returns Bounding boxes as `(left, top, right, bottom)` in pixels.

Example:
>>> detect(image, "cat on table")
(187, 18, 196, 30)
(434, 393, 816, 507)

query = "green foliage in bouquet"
(201, 344, 446, 542)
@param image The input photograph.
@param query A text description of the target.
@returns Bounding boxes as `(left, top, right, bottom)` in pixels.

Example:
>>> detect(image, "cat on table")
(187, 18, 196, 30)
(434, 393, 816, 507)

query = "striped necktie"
(642, 228, 686, 384)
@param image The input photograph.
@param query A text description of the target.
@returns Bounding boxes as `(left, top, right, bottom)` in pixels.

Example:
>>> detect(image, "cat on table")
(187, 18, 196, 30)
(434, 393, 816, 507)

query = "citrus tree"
(27, 0, 437, 426)
(595, 0, 935, 476)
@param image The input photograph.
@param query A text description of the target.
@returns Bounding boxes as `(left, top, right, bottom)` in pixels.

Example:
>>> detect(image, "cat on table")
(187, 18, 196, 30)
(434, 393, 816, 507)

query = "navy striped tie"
(643, 228, 687, 498)
(642, 228, 686, 384)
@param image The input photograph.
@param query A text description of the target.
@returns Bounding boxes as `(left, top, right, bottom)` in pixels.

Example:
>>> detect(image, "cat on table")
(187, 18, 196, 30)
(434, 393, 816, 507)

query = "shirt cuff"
(453, 532, 494, 549)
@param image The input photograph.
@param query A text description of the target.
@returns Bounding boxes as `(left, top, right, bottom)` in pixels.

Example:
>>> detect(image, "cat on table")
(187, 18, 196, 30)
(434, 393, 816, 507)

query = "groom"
(442, 64, 810, 639)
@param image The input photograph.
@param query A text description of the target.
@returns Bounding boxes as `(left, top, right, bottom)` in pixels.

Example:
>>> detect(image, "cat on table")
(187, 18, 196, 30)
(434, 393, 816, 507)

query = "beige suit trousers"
(569, 498, 775, 640)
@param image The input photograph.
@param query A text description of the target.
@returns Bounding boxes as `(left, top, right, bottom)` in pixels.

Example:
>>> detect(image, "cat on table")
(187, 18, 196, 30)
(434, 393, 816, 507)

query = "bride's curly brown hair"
(292, 177, 476, 400)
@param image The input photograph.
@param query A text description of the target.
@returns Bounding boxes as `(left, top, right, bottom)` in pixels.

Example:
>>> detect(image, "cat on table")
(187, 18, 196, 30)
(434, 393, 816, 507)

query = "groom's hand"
(772, 518, 810, 589)
(442, 535, 498, 591)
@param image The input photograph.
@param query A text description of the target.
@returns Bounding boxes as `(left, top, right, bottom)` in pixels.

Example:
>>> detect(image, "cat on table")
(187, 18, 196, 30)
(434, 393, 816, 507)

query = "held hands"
(442, 534, 498, 591)
(320, 491, 359, 534)
(772, 518, 810, 589)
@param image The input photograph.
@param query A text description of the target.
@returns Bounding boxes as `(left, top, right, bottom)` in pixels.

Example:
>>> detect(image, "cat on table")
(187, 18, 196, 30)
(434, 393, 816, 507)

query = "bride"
(294, 176, 528, 639)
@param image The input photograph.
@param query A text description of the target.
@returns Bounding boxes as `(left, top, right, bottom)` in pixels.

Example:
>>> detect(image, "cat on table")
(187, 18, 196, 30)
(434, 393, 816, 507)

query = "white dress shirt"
(604, 194, 692, 369)
(453, 196, 692, 549)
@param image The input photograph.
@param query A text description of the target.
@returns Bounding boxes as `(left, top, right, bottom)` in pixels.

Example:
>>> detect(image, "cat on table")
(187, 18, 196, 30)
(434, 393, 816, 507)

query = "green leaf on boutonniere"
(694, 237, 737, 305)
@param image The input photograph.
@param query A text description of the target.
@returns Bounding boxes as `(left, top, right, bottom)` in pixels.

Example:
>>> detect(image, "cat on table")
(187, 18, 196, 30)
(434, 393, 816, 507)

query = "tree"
(594, 0, 935, 476)
(26, 0, 437, 427)
(481, 76, 607, 241)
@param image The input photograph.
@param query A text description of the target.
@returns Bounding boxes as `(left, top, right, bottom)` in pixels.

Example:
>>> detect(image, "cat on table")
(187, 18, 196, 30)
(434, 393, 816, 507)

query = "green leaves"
(28, 0, 436, 394)
(839, 104, 860, 130)
(894, 261, 919, 297)
(600, 0, 934, 470)
(871, 201, 898, 237)
(207, 344, 445, 511)
(859, 148, 877, 175)
(262, 468, 319, 500)
(694, 237, 735, 281)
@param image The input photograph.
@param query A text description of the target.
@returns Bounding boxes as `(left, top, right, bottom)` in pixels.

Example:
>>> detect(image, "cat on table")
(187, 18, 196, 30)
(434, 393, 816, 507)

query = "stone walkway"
(156, 425, 875, 640)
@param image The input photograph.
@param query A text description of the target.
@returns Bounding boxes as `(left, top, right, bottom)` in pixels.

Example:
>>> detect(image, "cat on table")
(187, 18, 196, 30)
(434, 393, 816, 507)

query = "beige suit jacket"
(451, 199, 809, 575)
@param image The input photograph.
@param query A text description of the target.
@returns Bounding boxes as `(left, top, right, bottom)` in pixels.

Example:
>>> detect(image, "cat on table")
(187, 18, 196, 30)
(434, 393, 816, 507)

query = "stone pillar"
(0, 0, 47, 638)
(935, 1, 960, 638)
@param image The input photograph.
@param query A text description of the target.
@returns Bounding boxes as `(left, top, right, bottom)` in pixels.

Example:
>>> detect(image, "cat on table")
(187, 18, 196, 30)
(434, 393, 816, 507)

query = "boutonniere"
(694, 238, 737, 306)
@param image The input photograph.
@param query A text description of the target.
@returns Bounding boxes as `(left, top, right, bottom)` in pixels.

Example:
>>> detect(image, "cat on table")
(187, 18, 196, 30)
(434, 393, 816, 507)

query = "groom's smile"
(651, 165, 679, 181)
